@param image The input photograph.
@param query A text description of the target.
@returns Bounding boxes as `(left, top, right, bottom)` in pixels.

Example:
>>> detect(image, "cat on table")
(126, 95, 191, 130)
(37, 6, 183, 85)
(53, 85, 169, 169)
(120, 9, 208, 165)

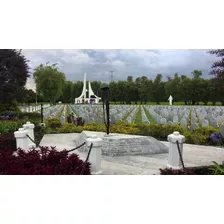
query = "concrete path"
(40, 133, 224, 175)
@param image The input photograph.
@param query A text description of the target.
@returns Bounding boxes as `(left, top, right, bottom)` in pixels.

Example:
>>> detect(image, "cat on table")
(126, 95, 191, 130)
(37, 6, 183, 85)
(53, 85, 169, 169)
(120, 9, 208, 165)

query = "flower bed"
(160, 162, 224, 175)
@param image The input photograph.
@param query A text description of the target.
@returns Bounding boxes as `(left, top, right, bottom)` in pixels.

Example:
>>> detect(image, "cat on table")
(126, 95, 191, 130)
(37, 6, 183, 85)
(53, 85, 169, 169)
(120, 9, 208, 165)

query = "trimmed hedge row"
(1, 118, 222, 146)
(45, 121, 221, 146)
(0, 111, 41, 120)
(0, 120, 41, 135)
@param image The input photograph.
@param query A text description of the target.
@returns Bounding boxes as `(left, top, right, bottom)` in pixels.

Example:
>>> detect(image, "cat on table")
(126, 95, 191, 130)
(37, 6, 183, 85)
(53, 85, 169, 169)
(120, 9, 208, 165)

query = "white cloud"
(22, 49, 217, 90)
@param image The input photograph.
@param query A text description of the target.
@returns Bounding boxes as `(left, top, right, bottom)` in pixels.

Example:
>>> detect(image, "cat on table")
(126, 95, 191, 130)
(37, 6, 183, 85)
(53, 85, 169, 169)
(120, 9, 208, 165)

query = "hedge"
(45, 121, 221, 146)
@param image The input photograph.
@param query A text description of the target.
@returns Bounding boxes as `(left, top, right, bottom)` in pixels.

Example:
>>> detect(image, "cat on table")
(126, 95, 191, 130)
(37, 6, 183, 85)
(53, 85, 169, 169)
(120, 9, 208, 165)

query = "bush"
(0, 147, 91, 175)
(0, 133, 17, 154)
(45, 121, 222, 146)
(12, 112, 41, 120)
(159, 163, 224, 175)
(0, 121, 24, 135)
(47, 119, 62, 129)
(0, 120, 41, 135)
(0, 102, 20, 114)
(57, 123, 84, 133)
(0, 111, 41, 121)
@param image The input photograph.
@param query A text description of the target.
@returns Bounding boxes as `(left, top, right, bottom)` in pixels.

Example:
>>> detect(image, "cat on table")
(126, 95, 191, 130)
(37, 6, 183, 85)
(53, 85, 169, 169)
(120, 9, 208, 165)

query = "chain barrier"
(176, 140, 185, 171)
(26, 134, 92, 174)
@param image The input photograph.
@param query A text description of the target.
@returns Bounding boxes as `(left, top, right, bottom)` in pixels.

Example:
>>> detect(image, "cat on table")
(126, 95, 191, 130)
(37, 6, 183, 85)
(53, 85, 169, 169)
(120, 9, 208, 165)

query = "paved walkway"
(40, 133, 224, 175)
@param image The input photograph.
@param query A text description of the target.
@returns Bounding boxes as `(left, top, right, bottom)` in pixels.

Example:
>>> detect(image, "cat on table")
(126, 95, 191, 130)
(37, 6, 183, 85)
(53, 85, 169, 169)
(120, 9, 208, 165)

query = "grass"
(110, 101, 222, 106)
(69, 105, 78, 116)
(122, 107, 135, 121)
(57, 105, 66, 121)
(142, 106, 156, 124)
(134, 106, 142, 123)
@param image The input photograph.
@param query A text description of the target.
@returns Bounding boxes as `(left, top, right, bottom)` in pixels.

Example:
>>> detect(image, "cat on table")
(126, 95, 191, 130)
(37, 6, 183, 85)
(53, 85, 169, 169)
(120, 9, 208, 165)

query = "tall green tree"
(208, 50, 224, 105)
(152, 74, 165, 104)
(191, 70, 202, 79)
(33, 63, 66, 104)
(0, 49, 30, 106)
(165, 73, 181, 103)
(135, 76, 149, 104)
(61, 81, 74, 103)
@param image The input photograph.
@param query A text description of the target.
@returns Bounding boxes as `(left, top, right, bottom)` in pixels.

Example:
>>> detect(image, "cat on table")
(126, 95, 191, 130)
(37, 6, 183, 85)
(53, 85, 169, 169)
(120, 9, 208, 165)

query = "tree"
(23, 89, 36, 104)
(33, 63, 66, 104)
(109, 81, 119, 103)
(127, 76, 133, 82)
(165, 73, 181, 103)
(152, 74, 165, 104)
(135, 76, 149, 104)
(208, 50, 224, 105)
(191, 70, 202, 79)
(0, 49, 30, 105)
(61, 81, 74, 103)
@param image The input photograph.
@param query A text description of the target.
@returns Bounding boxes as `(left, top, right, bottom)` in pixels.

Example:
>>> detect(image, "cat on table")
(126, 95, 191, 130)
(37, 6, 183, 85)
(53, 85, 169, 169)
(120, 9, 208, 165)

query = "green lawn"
(134, 106, 142, 123)
(122, 107, 135, 121)
(110, 101, 222, 106)
(142, 106, 156, 123)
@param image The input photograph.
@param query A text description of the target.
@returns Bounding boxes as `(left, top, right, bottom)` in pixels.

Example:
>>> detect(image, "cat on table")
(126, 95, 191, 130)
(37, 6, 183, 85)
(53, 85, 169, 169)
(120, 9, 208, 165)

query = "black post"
(100, 83, 110, 135)
(106, 100, 110, 135)
(41, 103, 43, 123)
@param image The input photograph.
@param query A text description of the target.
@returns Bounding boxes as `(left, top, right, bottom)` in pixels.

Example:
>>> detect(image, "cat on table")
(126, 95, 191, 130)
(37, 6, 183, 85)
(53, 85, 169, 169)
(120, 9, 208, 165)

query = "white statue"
(168, 95, 173, 105)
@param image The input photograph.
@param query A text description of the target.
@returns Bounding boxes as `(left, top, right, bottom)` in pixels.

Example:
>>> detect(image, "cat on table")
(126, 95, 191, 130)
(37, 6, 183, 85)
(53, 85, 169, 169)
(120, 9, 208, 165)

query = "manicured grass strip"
(143, 106, 156, 124)
(57, 105, 65, 120)
(122, 107, 136, 121)
(134, 106, 142, 123)
(110, 101, 222, 106)
(188, 107, 192, 126)
(69, 105, 78, 116)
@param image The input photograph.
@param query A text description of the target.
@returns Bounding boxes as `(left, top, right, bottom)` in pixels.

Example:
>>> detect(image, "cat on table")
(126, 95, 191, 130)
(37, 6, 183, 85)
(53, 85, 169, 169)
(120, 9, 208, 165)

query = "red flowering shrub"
(159, 166, 215, 175)
(160, 168, 195, 175)
(0, 133, 17, 154)
(0, 146, 91, 175)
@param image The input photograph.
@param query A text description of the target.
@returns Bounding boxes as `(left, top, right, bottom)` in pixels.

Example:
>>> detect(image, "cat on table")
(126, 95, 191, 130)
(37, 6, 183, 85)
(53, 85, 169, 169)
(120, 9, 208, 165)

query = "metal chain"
(176, 140, 185, 171)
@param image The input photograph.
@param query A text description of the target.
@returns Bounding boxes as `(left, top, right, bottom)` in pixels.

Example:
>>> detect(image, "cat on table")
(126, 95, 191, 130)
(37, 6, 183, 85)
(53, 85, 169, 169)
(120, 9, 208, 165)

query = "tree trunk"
(184, 101, 187, 105)
(221, 100, 224, 106)
(212, 101, 216, 106)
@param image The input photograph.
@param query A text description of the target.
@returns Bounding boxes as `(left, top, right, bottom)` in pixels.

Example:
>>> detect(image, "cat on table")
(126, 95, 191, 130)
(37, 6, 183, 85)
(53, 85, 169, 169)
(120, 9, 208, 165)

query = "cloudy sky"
(23, 49, 217, 90)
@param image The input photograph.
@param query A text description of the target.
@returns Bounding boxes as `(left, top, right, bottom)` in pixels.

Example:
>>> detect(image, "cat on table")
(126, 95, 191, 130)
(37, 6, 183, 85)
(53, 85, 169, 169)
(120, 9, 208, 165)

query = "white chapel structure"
(75, 73, 101, 104)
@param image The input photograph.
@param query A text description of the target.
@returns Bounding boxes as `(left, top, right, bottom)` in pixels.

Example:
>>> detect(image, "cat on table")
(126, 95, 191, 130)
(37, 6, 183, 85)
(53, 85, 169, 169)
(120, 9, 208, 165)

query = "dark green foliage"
(208, 50, 224, 105)
(56, 70, 221, 105)
(0, 49, 30, 105)
(33, 63, 66, 104)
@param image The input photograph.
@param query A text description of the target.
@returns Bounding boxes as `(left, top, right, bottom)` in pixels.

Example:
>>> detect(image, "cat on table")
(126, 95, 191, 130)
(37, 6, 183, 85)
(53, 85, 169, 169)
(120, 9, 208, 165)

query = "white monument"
(168, 95, 173, 105)
(75, 73, 101, 104)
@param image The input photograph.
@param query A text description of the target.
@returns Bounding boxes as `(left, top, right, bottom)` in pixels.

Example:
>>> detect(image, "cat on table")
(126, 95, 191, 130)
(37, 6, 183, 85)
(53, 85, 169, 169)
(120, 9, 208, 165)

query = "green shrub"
(0, 120, 42, 135)
(47, 119, 62, 129)
(0, 121, 24, 135)
(45, 121, 221, 146)
(11, 112, 41, 120)
(57, 123, 83, 133)
(0, 102, 20, 114)
(209, 162, 224, 175)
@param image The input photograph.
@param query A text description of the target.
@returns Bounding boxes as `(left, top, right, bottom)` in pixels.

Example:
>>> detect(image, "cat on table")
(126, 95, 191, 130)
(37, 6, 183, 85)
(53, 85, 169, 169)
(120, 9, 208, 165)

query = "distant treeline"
(22, 70, 223, 106)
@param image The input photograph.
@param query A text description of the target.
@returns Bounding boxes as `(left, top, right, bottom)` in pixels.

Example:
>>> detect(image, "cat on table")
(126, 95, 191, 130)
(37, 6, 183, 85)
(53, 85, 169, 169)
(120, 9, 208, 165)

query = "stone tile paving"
(40, 133, 224, 175)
